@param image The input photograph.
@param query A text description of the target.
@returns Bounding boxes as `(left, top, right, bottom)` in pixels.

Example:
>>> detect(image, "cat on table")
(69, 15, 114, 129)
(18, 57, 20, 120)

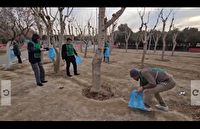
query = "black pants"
(16, 55, 22, 63)
(65, 56, 77, 75)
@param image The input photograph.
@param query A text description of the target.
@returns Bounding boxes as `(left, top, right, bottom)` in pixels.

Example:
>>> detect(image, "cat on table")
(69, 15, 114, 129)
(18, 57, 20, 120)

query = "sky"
(68, 7, 200, 33)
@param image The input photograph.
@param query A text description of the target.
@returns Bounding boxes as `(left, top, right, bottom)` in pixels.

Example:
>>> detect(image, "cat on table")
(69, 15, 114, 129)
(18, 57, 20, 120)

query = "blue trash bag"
(128, 90, 147, 110)
(104, 48, 109, 57)
(48, 47, 56, 59)
(76, 56, 82, 64)
(10, 49, 16, 60)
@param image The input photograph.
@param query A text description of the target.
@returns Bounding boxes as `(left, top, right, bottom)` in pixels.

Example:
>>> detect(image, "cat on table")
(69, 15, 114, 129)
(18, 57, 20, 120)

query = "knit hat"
(130, 68, 139, 77)
(32, 34, 40, 43)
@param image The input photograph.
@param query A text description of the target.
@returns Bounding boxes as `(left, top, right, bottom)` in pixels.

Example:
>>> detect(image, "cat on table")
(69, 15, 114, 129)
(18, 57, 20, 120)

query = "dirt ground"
(0, 48, 200, 121)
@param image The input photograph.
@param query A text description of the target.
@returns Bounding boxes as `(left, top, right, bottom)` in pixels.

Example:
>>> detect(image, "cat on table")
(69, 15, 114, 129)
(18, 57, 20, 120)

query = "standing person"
(27, 34, 48, 86)
(13, 41, 22, 64)
(129, 67, 176, 112)
(62, 38, 80, 77)
(103, 41, 109, 63)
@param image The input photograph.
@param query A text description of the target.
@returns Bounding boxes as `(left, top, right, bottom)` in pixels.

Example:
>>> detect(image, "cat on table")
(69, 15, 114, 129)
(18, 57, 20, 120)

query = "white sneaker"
(155, 104, 169, 112)
(143, 107, 152, 112)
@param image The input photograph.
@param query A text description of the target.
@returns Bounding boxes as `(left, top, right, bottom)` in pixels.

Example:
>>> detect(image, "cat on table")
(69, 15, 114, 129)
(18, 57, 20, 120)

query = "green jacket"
(139, 67, 168, 89)
(29, 41, 42, 58)
(104, 43, 109, 49)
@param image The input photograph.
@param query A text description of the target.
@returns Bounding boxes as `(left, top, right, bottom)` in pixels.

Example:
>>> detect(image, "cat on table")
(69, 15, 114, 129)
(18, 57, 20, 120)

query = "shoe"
(155, 104, 169, 112)
(67, 75, 73, 77)
(41, 80, 48, 83)
(74, 73, 80, 75)
(143, 107, 152, 112)
(37, 83, 43, 86)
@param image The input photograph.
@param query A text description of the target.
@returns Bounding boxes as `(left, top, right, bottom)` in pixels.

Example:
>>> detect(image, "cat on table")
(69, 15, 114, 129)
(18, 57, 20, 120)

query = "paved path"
(0, 50, 28, 66)
(0, 49, 199, 67)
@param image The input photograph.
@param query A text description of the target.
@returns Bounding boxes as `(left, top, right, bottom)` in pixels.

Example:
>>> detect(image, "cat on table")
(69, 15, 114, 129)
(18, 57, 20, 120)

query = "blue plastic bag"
(48, 47, 56, 59)
(10, 49, 16, 60)
(128, 90, 146, 110)
(76, 56, 82, 64)
(104, 48, 109, 57)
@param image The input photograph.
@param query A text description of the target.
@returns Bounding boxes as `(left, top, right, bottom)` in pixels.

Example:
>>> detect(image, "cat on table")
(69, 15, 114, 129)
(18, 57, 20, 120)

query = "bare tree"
(90, 7, 125, 93)
(31, 7, 73, 74)
(160, 8, 173, 61)
(31, 7, 45, 62)
(74, 19, 84, 53)
(57, 7, 74, 73)
(138, 8, 150, 68)
(74, 17, 93, 57)
(138, 8, 160, 68)
(31, 8, 44, 38)
(170, 13, 179, 56)
(147, 11, 161, 53)
(82, 17, 93, 58)
(153, 30, 162, 53)
(135, 32, 142, 51)
(0, 7, 34, 44)
(0, 7, 34, 69)
(92, 27, 98, 53)
(171, 30, 178, 56)
(31, 7, 58, 71)
(124, 24, 132, 52)
(108, 21, 118, 54)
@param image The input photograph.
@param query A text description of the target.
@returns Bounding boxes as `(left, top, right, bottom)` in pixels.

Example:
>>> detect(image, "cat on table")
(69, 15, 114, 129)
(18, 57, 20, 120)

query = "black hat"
(32, 34, 40, 43)
(130, 68, 139, 77)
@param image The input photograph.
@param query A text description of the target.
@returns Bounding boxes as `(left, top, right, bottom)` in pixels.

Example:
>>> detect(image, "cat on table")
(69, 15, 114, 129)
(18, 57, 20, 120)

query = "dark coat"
(13, 43, 21, 56)
(27, 34, 42, 64)
(61, 43, 78, 60)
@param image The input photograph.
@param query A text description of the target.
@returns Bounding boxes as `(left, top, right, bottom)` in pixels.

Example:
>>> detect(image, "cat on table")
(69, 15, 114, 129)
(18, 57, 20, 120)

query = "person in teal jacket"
(103, 41, 109, 63)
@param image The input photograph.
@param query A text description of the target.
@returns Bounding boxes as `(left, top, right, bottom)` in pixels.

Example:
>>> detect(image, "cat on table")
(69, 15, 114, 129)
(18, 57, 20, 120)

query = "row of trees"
(114, 25, 200, 51)
(0, 7, 125, 94)
(1, 7, 197, 94)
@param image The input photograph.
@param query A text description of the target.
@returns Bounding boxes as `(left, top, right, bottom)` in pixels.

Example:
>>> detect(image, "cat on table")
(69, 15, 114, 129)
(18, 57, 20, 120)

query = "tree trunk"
(141, 43, 147, 68)
(84, 42, 88, 58)
(147, 35, 152, 52)
(5, 41, 11, 70)
(171, 33, 178, 56)
(90, 7, 125, 93)
(136, 43, 139, 51)
(109, 38, 114, 55)
(54, 52, 60, 73)
(90, 8, 105, 93)
(53, 37, 61, 74)
(93, 43, 96, 53)
(154, 41, 158, 53)
(125, 40, 128, 52)
(171, 43, 177, 56)
(92, 37, 96, 53)
(80, 42, 83, 53)
(161, 35, 167, 60)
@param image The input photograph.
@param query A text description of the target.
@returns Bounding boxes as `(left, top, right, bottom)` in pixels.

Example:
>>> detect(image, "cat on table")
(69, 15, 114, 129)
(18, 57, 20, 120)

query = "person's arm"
(27, 42, 41, 53)
(61, 44, 66, 60)
(141, 70, 157, 89)
(74, 48, 78, 56)
(13, 44, 18, 51)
